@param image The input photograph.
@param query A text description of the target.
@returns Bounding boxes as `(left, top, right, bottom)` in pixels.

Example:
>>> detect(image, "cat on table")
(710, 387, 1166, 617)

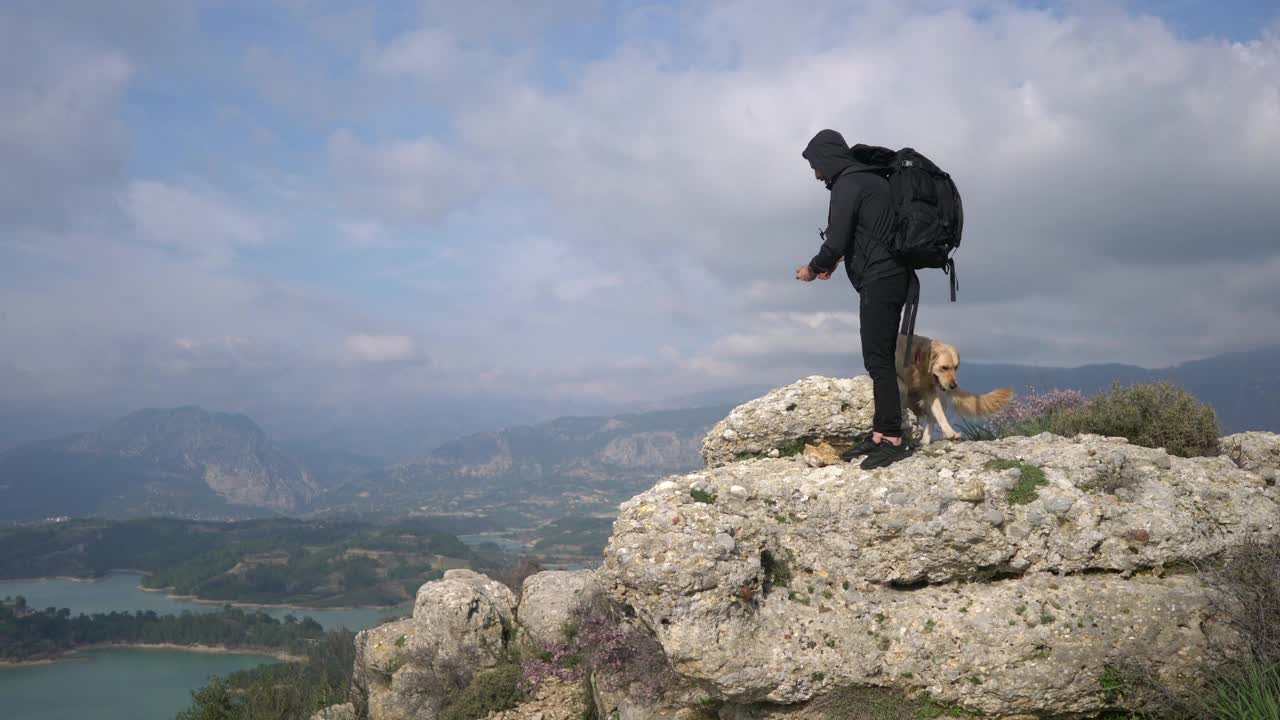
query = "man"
(795, 128, 912, 469)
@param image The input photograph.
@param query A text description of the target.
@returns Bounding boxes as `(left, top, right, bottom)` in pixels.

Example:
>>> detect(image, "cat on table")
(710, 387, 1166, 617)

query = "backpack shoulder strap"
(899, 270, 922, 359)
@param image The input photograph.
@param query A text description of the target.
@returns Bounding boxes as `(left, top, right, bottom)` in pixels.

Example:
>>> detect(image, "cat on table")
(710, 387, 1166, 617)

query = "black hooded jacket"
(802, 129, 905, 291)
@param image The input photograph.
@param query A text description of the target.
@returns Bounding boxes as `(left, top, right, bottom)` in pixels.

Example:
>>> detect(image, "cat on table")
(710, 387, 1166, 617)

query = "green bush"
(437, 663, 525, 720)
(1045, 382, 1220, 458)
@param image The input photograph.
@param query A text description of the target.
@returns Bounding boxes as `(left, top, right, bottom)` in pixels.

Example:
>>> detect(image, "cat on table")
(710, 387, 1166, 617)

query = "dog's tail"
(949, 387, 1015, 417)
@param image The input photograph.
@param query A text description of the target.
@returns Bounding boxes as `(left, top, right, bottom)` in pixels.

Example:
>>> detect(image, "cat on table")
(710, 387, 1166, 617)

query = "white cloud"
(0, 25, 132, 231)
(433, 2, 1280, 370)
(343, 333, 422, 365)
(122, 181, 267, 263)
(327, 128, 475, 221)
(338, 219, 384, 246)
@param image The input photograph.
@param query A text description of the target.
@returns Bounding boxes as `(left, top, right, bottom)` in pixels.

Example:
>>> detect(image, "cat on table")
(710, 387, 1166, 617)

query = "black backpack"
(849, 143, 963, 295)
(849, 143, 964, 354)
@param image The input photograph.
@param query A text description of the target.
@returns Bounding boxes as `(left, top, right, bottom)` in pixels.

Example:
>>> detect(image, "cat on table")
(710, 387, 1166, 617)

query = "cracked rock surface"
(602, 377, 1280, 717)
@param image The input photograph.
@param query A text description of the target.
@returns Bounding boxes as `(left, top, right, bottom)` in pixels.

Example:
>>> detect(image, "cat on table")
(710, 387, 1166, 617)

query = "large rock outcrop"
(600, 376, 1280, 718)
(701, 375, 921, 469)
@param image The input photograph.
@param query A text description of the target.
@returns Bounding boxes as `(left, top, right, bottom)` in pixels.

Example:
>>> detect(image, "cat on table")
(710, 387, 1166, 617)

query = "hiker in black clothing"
(795, 129, 913, 469)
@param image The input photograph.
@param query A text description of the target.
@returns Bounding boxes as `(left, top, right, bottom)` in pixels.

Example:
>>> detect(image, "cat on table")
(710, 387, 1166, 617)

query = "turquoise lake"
(0, 647, 277, 720)
(0, 573, 412, 719)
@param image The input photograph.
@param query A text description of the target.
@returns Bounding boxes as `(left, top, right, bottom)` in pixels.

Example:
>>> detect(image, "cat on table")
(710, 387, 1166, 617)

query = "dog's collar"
(914, 348, 925, 367)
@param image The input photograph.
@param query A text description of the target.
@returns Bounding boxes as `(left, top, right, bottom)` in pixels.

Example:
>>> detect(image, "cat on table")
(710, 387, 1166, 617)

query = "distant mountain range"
(312, 405, 731, 525)
(1, 346, 1276, 525)
(0, 406, 318, 522)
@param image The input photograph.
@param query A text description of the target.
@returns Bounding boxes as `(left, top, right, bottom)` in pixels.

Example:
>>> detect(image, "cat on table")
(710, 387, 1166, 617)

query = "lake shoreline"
(7, 571, 406, 614)
(0, 643, 302, 668)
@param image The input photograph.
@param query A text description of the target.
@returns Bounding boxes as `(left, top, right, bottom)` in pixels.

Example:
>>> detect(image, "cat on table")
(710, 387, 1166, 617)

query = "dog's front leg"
(900, 378, 931, 445)
(931, 395, 961, 441)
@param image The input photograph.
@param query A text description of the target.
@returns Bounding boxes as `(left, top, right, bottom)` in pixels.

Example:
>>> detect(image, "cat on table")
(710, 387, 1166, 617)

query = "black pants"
(859, 272, 910, 436)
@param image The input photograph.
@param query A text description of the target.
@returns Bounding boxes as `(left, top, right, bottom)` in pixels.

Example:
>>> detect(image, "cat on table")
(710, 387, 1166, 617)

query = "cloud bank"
(1, 0, 1277, 451)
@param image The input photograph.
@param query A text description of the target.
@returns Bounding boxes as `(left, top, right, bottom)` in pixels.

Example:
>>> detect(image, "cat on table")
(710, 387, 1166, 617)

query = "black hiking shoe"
(859, 439, 913, 470)
(840, 435, 878, 461)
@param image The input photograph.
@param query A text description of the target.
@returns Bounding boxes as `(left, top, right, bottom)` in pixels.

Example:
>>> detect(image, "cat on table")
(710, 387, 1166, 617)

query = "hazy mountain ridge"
(1, 347, 1276, 525)
(315, 405, 732, 521)
(0, 407, 319, 522)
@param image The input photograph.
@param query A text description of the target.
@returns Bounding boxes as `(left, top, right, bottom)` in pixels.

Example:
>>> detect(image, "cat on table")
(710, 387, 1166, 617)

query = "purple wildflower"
(986, 387, 1086, 433)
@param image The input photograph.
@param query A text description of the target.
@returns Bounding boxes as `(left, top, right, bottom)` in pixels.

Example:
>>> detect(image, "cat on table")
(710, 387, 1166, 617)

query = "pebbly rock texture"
(352, 569, 518, 720)
(352, 619, 419, 720)
(701, 376, 921, 469)
(592, 675, 713, 720)
(310, 704, 356, 720)
(518, 569, 600, 652)
(601, 377, 1280, 718)
(1220, 431, 1280, 481)
(487, 678, 588, 720)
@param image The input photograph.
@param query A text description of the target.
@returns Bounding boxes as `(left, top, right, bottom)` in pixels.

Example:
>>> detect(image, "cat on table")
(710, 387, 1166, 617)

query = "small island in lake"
(0, 517, 497, 608)
(0, 597, 324, 664)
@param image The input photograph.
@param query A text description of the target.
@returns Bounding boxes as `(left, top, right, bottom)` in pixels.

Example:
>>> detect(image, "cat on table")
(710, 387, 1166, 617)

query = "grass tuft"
(986, 458, 1048, 505)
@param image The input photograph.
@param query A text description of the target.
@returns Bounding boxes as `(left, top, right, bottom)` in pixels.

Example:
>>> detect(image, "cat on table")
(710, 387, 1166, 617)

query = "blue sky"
(2, 0, 1278, 451)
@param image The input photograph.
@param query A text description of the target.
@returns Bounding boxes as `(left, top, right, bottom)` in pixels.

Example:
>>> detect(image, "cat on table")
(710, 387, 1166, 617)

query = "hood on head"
(802, 129, 880, 189)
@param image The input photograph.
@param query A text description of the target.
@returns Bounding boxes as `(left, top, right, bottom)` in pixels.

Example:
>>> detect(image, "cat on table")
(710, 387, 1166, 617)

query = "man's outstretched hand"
(796, 265, 834, 282)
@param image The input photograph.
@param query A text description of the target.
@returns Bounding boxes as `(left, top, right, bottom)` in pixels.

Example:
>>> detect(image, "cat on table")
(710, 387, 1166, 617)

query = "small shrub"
(1197, 535, 1280, 667)
(1045, 382, 1220, 458)
(523, 597, 677, 704)
(437, 664, 524, 720)
(570, 597, 676, 704)
(689, 488, 717, 504)
(519, 642, 585, 693)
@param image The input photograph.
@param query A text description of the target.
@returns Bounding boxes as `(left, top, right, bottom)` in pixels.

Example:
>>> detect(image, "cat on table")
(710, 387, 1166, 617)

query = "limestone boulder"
(701, 375, 921, 469)
(518, 570, 600, 652)
(352, 569, 518, 720)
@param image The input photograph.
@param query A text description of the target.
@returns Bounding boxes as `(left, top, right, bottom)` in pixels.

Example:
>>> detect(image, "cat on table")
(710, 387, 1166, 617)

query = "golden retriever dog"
(895, 333, 1014, 444)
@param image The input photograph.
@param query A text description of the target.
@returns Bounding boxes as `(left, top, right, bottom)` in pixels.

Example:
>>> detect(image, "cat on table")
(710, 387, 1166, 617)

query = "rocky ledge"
(335, 375, 1280, 720)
